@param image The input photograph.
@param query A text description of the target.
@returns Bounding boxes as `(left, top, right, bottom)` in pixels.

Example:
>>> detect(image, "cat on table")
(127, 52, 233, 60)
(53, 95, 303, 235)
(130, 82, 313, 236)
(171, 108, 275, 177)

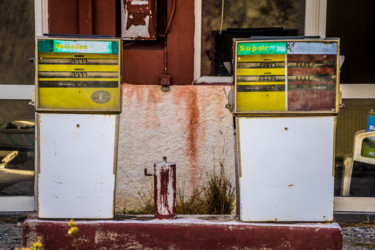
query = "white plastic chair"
(341, 130, 375, 196)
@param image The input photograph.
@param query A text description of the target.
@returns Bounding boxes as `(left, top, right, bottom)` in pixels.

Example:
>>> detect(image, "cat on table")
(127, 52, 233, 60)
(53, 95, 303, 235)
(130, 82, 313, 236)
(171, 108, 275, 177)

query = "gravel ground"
(1, 219, 375, 249)
(0, 219, 22, 250)
(342, 223, 375, 250)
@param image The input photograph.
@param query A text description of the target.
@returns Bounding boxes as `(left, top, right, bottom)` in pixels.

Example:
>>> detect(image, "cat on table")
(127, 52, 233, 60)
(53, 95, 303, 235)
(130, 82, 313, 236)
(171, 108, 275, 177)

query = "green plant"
(16, 237, 43, 250)
(66, 219, 79, 250)
(204, 164, 235, 214)
(122, 176, 155, 214)
(176, 187, 205, 214)
(177, 161, 235, 215)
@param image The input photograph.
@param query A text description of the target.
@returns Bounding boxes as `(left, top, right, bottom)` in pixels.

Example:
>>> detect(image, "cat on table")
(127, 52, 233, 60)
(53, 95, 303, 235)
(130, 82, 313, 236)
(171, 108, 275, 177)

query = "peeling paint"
(22, 218, 343, 249)
(122, 0, 156, 40)
(154, 162, 176, 219)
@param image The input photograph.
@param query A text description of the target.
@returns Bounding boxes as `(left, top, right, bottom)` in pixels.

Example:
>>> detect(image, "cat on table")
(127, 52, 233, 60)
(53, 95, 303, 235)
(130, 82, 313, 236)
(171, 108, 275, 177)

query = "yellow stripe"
(237, 68, 285, 75)
(38, 71, 118, 78)
(39, 58, 118, 64)
(236, 92, 286, 112)
(237, 82, 285, 85)
(39, 88, 119, 110)
(39, 78, 118, 81)
(237, 54, 285, 62)
(39, 64, 118, 72)
(39, 53, 118, 59)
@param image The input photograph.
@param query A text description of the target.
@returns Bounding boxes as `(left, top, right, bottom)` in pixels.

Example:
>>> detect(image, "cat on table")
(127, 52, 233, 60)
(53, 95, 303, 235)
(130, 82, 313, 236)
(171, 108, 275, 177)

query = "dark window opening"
(326, 0, 375, 83)
(201, 0, 305, 76)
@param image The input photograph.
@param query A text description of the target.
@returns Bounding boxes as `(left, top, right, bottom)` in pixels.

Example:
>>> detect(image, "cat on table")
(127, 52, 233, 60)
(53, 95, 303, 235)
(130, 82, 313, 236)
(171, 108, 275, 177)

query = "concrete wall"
(116, 84, 235, 212)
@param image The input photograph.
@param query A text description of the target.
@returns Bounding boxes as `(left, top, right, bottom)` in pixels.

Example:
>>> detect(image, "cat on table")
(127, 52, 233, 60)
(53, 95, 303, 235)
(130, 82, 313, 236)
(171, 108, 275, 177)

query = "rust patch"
(288, 90, 336, 111)
(145, 87, 161, 128)
(123, 0, 157, 40)
(22, 218, 343, 249)
(154, 162, 176, 219)
(173, 87, 200, 191)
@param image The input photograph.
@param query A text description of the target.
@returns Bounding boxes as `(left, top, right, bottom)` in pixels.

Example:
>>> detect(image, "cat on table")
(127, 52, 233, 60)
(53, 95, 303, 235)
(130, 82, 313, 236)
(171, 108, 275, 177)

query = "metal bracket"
(144, 168, 153, 176)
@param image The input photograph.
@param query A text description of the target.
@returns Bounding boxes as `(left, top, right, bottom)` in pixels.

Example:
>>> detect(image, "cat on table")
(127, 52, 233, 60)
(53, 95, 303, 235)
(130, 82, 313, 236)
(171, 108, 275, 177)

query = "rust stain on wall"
(122, 85, 162, 129)
(145, 88, 161, 128)
(173, 87, 200, 190)
(122, 84, 145, 104)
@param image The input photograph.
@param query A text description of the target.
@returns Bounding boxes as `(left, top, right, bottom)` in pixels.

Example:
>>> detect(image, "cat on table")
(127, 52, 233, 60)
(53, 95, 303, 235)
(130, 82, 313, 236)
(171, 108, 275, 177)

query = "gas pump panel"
(35, 37, 122, 112)
(122, 0, 157, 40)
(233, 39, 340, 114)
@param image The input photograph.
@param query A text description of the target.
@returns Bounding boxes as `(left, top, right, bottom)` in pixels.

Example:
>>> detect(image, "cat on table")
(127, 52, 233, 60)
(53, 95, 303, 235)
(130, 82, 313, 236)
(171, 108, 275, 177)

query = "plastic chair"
(341, 130, 375, 196)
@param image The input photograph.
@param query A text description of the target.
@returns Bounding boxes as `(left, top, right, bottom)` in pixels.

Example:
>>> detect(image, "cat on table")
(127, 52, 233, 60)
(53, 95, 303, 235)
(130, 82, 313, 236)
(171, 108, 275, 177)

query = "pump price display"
(36, 37, 121, 112)
(234, 39, 339, 114)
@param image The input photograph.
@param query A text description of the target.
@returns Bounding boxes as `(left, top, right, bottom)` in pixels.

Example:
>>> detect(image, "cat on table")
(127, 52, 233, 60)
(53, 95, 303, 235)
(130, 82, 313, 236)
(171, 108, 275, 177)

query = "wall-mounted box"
(35, 37, 122, 112)
(233, 39, 340, 115)
(122, 0, 157, 40)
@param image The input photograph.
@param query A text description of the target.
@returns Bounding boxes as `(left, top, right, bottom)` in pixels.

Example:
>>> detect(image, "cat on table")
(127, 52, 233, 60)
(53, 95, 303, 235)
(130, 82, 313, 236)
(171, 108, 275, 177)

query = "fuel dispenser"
(35, 36, 122, 219)
(232, 38, 340, 222)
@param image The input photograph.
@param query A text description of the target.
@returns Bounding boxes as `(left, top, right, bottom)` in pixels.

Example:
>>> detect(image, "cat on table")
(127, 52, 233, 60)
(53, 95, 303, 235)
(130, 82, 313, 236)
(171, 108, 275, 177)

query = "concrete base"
(22, 215, 342, 249)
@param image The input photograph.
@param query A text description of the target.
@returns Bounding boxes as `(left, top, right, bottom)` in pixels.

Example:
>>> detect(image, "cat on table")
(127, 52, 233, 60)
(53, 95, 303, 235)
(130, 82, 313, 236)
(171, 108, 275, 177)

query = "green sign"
(53, 40, 114, 54)
(237, 42, 287, 55)
(38, 39, 118, 54)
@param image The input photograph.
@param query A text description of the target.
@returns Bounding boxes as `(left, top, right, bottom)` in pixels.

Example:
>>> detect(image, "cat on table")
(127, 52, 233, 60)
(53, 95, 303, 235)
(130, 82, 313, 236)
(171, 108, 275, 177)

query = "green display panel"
(237, 42, 287, 56)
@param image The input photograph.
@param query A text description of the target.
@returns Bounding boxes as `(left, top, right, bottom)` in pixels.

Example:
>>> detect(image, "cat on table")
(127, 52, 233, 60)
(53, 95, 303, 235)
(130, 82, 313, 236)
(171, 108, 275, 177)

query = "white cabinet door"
(238, 116, 335, 222)
(37, 113, 117, 219)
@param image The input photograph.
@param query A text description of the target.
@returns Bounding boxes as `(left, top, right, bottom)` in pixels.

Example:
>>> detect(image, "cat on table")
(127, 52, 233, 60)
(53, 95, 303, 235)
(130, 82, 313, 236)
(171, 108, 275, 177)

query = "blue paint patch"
(287, 42, 338, 55)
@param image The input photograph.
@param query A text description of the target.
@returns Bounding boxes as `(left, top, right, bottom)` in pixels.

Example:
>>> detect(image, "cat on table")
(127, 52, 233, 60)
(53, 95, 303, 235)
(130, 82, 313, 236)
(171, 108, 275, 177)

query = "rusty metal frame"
(112, 114, 119, 216)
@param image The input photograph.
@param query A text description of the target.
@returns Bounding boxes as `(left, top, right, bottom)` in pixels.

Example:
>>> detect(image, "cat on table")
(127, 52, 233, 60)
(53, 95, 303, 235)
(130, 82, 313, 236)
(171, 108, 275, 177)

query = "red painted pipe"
(154, 158, 176, 219)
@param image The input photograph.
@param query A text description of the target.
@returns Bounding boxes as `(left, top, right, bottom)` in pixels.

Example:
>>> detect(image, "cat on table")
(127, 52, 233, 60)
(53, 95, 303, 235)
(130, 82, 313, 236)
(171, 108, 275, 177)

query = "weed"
(176, 187, 205, 214)
(204, 164, 235, 214)
(15, 237, 42, 250)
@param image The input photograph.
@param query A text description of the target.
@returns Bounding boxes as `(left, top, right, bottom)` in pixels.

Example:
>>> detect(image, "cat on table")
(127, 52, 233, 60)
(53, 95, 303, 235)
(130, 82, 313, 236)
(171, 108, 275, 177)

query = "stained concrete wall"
(116, 84, 235, 212)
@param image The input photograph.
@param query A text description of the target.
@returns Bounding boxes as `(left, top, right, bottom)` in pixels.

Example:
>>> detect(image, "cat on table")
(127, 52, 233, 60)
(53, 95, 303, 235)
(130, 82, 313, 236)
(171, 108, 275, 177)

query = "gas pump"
(232, 38, 340, 222)
(35, 36, 122, 219)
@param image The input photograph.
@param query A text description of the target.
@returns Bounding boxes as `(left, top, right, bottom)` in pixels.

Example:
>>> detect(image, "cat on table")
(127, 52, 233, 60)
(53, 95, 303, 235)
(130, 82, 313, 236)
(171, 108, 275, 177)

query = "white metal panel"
(37, 113, 117, 219)
(238, 116, 334, 222)
(0, 197, 34, 211)
(334, 197, 375, 212)
(0, 85, 34, 100)
(340, 84, 375, 99)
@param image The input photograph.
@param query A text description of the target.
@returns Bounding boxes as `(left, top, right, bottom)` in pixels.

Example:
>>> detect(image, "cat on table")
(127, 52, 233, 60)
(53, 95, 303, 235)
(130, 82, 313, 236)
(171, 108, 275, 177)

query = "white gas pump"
(232, 38, 340, 222)
(35, 36, 122, 219)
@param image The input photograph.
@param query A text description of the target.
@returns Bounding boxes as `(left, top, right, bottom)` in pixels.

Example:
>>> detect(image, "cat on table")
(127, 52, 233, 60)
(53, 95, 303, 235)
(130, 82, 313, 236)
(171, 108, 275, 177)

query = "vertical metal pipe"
(154, 157, 176, 219)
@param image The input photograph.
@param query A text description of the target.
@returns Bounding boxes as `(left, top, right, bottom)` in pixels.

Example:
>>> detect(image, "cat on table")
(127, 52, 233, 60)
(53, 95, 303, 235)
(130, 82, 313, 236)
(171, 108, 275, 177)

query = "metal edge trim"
(36, 113, 41, 217)
(234, 40, 238, 113)
(112, 115, 119, 218)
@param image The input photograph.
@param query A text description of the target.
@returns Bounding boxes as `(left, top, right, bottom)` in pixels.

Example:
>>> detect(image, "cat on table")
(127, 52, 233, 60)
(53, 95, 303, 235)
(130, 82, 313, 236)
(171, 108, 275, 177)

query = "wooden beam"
(79, 0, 93, 35)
